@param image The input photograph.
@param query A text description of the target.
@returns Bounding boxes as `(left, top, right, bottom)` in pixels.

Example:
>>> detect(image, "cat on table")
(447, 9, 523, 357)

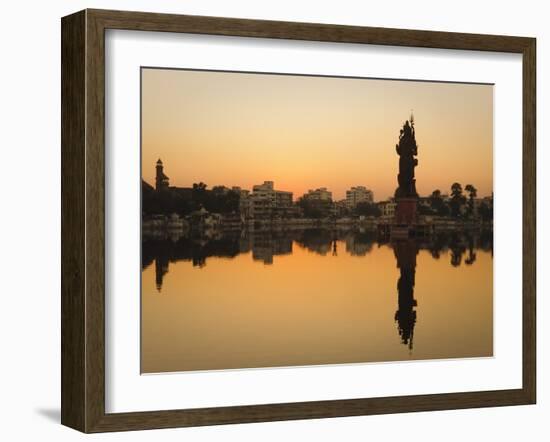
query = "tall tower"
(155, 159, 169, 191)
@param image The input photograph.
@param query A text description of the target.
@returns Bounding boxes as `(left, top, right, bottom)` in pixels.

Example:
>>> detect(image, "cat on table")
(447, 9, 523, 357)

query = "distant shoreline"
(142, 214, 493, 236)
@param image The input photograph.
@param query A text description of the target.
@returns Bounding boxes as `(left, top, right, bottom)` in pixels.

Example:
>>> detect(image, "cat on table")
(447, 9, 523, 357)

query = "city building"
(232, 187, 252, 220)
(346, 186, 374, 208)
(250, 181, 294, 219)
(333, 199, 350, 217)
(300, 187, 334, 218)
(378, 199, 397, 218)
(303, 187, 333, 202)
(276, 190, 293, 208)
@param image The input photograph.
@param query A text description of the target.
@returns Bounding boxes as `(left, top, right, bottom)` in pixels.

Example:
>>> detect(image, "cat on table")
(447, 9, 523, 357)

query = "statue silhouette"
(393, 240, 418, 350)
(395, 118, 419, 198)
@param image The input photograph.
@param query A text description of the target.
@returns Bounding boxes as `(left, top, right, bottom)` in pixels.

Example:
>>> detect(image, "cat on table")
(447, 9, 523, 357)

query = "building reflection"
(245, 232, 293, 265)
(154, 256, 169, 292)
(143, 228, 492, 294)
(392, 240, 418, 350)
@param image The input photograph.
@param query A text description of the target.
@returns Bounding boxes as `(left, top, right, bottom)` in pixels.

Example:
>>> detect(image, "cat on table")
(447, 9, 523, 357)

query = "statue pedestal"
(395, 197, 418, 225)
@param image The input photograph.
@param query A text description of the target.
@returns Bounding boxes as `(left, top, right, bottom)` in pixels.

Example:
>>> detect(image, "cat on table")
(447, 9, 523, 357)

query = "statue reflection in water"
(393, 240, 418, 351)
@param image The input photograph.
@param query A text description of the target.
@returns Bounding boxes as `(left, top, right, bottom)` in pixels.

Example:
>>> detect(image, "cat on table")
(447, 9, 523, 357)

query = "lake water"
(141, 229, 493, 373)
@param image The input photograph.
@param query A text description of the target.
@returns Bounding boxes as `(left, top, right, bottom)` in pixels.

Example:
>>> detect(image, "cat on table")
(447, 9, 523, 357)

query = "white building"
(232, 187, 252, 219)
(250, 181, 293, 219)
(346, 186, 374, 208)
(378, 200, 397, 218)
(303, 187, 332, 202)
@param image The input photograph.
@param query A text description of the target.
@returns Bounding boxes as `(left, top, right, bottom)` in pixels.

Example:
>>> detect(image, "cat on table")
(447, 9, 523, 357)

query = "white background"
(0, 0, 547, 440)
(106, 30, 522, 413)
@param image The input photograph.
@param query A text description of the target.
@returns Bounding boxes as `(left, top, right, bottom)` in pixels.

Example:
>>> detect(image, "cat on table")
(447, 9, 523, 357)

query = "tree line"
(142, 181, 239, 216)
(420, 183, 493, 221)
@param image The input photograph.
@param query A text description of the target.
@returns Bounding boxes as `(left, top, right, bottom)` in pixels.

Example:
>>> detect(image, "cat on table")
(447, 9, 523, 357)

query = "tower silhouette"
(155, 159, 169, 190)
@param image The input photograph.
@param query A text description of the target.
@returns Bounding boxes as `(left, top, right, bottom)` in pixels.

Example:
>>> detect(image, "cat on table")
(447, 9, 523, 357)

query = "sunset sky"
(141, 68, 493, 201)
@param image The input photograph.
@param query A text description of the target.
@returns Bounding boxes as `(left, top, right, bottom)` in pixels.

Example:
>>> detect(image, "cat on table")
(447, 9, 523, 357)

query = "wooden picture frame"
(61, 8, 536, 433)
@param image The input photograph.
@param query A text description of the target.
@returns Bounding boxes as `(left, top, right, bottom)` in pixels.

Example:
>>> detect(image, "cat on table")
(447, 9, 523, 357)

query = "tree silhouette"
(297, 197, 333, 218)
(429, 189, 449, 216)
(478, 202, 493, 223)
(354, 202, 381, 217)
(192, 182, 207, 191)
(450, 182, 466, 218)
(464, 184, 477, 219)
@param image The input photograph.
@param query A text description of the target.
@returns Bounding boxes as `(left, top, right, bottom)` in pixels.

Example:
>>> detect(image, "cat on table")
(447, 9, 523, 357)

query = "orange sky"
(142, 68, 493, 201)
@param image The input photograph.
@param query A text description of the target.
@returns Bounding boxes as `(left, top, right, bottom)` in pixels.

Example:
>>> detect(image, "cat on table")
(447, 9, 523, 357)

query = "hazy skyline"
(142, 68, 493, 201)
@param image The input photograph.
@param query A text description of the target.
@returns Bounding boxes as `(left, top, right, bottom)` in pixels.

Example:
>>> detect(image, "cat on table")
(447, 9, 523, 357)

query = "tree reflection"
(425, 230, 491, 267)
(143, 228, 492, 292)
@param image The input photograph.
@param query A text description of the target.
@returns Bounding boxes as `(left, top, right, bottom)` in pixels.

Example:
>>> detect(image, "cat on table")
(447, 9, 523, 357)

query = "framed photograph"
(61, 9, 536, 433)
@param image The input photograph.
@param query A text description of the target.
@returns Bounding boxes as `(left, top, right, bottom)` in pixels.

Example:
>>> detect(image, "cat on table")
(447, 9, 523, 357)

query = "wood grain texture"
(61, 9, 537, 433)
(85, 9, 107, 433)
(89, 8, 532, 52)
(61, 10, 86, 432)
(522, 38, 536, 404)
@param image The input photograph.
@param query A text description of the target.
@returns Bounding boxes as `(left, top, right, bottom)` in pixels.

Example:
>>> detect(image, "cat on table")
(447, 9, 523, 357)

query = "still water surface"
(141, 229, 493, 373)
